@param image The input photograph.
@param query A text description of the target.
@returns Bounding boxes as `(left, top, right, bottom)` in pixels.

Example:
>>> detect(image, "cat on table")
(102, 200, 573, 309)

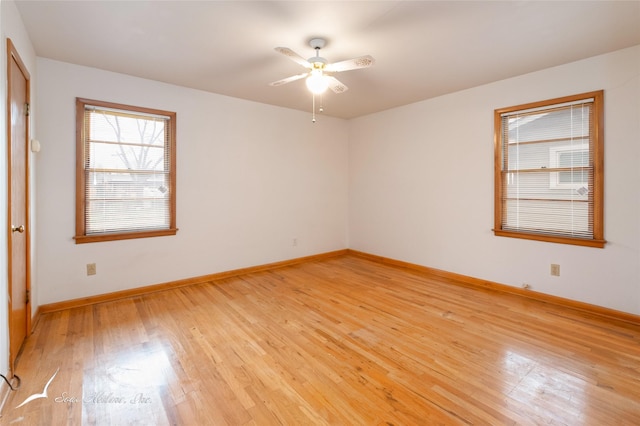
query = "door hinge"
(25, 289, 30, 304)
(25, 102, 30, 116)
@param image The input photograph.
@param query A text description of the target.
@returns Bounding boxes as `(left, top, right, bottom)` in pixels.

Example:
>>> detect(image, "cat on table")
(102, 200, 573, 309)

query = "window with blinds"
(494, 91, 604, 248)
(75, 98, 177, 243)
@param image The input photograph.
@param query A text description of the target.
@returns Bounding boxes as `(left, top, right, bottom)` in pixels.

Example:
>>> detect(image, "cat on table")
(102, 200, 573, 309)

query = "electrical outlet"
(87, 263, 97, 276)
(550, 264, 560, 276)
(293, 238, 298, 247)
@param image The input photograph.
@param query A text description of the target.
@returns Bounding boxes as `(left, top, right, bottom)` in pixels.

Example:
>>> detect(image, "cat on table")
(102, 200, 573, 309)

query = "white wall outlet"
(87, 263, 97, 276)
(293, 238, 298, 247)
(550, 264, 560, 276)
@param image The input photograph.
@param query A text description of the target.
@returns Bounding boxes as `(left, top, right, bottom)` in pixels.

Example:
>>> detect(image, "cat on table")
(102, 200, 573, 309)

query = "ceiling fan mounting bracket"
(309, 38, 326, 50)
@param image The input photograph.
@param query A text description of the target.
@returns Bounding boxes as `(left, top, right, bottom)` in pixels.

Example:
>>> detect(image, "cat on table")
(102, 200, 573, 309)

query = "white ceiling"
(15, 1, 640, 119)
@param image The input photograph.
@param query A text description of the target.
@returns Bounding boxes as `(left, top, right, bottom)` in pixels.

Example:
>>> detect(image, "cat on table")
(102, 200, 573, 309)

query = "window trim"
(75, 98, 177, 244)
(493, 91, 605, 248)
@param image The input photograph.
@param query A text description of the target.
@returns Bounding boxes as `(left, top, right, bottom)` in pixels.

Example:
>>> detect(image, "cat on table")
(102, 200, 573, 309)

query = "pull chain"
(311, 94, 325, 123)
(312, 94, 316, 123)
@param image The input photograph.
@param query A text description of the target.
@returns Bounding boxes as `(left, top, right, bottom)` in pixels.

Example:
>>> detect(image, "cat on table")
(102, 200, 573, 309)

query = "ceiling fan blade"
(325, 55, 375, 73)
(326, 76, 348, 93)
(269, 72, 308, 87)
(274, 47, 311, 68)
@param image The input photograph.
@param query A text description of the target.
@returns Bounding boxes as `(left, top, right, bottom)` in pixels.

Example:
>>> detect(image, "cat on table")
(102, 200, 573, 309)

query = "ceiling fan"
(269, 38, 375, 96)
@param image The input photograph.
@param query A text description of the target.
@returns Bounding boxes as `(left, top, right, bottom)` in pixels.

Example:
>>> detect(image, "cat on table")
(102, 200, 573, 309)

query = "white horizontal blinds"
(500, 98, 594, 239)
(84, 105, 171, 234)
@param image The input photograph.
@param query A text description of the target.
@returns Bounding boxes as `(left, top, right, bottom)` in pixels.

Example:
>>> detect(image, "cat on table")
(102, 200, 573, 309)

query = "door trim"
(6, 38, 32, 371)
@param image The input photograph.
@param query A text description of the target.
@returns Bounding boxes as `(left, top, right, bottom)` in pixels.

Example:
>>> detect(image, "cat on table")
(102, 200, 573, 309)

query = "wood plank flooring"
(2, 254, 639, 425)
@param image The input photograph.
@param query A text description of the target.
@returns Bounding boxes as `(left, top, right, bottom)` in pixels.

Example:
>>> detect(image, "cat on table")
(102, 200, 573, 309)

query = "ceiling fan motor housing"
(309, 57, 328, 69)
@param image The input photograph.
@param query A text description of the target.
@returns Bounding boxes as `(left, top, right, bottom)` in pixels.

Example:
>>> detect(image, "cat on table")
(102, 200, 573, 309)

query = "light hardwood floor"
(2, 254, 639, 425)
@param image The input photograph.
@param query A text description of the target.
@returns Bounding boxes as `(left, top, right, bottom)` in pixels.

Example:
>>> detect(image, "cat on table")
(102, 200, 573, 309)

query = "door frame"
(6, 37, 32, 371)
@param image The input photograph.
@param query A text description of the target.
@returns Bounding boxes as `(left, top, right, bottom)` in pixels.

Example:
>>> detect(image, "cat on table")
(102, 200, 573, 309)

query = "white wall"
(1, 0, 37, 376)
(35, 58, 349, 305)
(349, 45, 640, 315)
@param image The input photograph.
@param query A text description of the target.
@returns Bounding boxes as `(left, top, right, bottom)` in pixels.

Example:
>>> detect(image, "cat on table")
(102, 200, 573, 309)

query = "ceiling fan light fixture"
(306, 70, 329, 94)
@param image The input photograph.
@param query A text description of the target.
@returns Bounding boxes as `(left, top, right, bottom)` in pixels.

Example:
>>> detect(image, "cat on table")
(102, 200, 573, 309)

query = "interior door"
(7, 38, 31, 370)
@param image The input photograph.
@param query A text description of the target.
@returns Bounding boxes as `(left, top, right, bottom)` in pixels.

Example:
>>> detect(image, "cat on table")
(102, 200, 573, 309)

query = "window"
(75, 98, 177, 243)
(494, 91, 604, 248)
(549, 144, 589, 189)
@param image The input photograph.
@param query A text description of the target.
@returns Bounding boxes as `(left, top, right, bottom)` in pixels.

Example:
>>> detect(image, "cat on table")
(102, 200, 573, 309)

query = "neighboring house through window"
(493, 91, 604, 248)
(75, 98, 177, 243)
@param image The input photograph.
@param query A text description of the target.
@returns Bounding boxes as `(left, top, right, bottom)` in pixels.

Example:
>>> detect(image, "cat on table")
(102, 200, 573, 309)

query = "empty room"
(1, 1, 639, 424)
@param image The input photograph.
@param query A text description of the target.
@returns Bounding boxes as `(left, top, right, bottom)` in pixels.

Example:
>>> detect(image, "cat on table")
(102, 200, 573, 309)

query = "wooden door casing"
(7, 38, 31, 371)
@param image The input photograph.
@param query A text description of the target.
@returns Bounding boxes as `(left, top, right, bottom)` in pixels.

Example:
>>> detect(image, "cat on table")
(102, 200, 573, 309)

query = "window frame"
(75, 98, 177, 244)
(493, 91, 605, 248)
